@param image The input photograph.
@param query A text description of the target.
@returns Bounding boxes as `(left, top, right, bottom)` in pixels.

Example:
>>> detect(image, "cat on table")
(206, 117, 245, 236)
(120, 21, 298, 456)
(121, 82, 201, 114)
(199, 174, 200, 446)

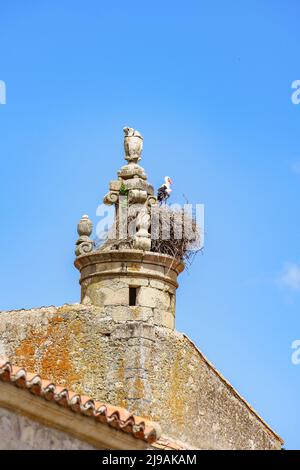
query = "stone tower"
(0, 128, 283, 449)
(74, 127, 184, 330)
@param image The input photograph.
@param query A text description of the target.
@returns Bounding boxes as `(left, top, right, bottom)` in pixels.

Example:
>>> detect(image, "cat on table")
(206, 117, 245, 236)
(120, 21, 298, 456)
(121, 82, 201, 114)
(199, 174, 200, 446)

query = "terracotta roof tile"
(0, 358, 160, 444)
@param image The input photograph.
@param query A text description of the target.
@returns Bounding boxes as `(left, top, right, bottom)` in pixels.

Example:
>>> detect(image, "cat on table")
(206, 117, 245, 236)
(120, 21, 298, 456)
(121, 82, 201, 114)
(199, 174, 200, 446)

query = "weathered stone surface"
(128, 189, 148, 204)
(124, 277, 149, 287)
(124, 179, 148, 191)
(108, 306, 153, 323)
(150, 279, 168, 290)
(153, 309, 174, 329)
(109, 180, 122, 192)
(0, 304, 282, 449)
(137, 287, 170, 310)
(96, 286, 129, 306)
(76, 251, 183, 329)
(0, 406, 95, 450)
(76, 250, 184, 281)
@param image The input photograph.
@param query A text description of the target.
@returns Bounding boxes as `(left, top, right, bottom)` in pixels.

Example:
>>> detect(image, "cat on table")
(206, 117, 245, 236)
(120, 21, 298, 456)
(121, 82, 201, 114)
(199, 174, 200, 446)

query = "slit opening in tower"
(129, 287, 138, 306)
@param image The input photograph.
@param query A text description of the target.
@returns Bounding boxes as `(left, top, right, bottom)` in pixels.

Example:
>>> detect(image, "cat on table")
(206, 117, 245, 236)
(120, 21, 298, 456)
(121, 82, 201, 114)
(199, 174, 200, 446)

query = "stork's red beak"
(169, 178, 173, 184)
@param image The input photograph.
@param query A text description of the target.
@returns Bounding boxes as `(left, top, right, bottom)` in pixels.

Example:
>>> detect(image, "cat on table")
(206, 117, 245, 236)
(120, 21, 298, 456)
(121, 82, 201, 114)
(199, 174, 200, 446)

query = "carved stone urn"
(123, 127, 143, 163)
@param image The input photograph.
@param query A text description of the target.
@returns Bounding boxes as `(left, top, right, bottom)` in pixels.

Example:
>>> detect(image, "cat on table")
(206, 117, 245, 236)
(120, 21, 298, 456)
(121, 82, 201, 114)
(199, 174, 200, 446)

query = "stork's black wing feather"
(157, 184, 167, 202)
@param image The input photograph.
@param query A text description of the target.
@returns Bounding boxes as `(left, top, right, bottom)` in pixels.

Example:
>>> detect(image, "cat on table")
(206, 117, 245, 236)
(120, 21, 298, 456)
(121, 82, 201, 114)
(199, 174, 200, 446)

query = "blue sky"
(0, 0, 300, 449)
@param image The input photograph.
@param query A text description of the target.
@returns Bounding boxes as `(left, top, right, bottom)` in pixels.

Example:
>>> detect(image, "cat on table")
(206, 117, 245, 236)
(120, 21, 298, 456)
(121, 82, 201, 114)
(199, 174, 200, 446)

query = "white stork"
(157, 176, 173, 204)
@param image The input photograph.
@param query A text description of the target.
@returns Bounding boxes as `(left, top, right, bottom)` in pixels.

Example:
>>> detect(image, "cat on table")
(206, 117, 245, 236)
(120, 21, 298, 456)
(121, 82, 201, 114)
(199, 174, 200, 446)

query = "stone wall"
(81, 277, 176, 329)
(76, 250, 183, 330)
(0, 406, 95, 450)
(0, 304, 282, 449)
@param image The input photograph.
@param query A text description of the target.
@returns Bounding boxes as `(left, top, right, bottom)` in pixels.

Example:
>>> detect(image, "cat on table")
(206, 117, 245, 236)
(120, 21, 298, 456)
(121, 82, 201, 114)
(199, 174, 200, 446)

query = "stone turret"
(74, 127, 184, 329)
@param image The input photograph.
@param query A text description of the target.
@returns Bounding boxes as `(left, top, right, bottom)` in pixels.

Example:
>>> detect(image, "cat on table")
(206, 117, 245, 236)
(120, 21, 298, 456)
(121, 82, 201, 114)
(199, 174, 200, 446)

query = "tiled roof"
(0, 358, 160, 444)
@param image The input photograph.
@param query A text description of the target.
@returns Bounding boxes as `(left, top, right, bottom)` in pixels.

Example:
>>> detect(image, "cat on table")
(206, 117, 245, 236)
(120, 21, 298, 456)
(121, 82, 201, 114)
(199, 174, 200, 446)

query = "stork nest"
(150, 205, 201, 265)
(95, 205, 202, 266)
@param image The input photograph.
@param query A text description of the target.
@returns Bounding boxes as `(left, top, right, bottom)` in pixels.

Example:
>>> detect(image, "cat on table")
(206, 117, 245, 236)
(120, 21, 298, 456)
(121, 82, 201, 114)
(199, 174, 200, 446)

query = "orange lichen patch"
(128, 263, 141, 271)
(15, 339, 35, 358)
(164, 347, 192, 428)
(14, 314, 82, 388)
(132, 377, 145, 400)
(39, 317, 81, 386)
(51, 316, 64, 324)
(15, 333, 44, 372)
(40, 345, 79, 386)
(0, 358, 161, 444)
(115, 358, 127, 409)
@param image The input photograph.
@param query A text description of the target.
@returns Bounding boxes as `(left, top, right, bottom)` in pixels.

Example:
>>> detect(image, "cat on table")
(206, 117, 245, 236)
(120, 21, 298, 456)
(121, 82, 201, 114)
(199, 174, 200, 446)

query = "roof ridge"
(182, 334, 284, 445)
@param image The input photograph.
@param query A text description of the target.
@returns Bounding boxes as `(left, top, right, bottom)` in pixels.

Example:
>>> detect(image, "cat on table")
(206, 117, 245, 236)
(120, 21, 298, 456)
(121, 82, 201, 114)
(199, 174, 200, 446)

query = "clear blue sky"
(1, 0, 299, 449)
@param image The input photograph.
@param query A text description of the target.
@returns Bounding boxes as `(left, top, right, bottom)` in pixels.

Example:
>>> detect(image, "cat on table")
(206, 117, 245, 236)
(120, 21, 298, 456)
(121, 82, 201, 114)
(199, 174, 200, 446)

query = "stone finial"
(75, 215, 93, 257)
(123, 127, 143, 164)
(101, 127, 157, 252)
